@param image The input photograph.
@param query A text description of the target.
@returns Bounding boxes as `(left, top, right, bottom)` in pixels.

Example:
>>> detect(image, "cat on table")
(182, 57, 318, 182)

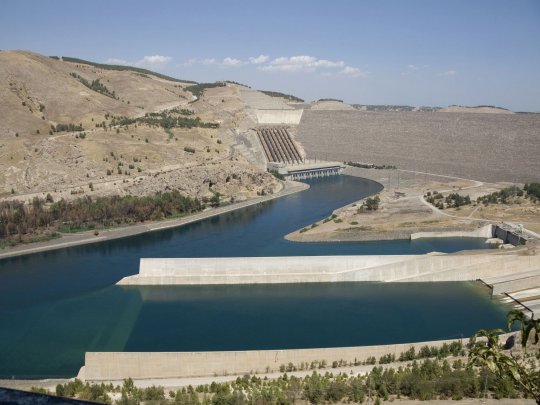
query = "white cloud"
(106, 58, 130, 65)
(339, 66, 368, 78)
(443, 69, 457, 76)
(105, 55, 173, 68)
(261, 55, 346, 73)
(202, 58, 217, 65)
(222, 57, 244, 67)
(180, 58, 196, 67)
(249, 54, 269, 64)
(407, 64, 419, 71)
(138, 55, 172, 66)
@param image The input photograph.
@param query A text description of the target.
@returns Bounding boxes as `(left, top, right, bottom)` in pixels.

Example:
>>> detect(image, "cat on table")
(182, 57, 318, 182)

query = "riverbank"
(78, 332, 512, 381)
(286, 167, 539, 243)
(0, 180, 309, 260)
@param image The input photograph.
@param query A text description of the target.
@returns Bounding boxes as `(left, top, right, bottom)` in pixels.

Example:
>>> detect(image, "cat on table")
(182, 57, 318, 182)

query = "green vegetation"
(70, 72, 118, 99)
(0, 191, 202, 245)
(269, 170, 285, 180)
(445, 193, 471, 208)
(449, 104, 510, 111)
(52, 123, 84, 133)
(32, 340, 528, 404)
(259, 90, 304, 102)
(109, 110, 219, 130)
(468, 310, 540, 404)
(474, 184, 539, 206)
(346, 161, 397, 170)
(61, 56, 197, 83)
(425, 191, 471, 209)
(184, 82, 226, 98)
(525, 183, 540, 200)
(317, 98, 343, 103)
(359, 195, 380, 211)
(225, 80, 250, 88)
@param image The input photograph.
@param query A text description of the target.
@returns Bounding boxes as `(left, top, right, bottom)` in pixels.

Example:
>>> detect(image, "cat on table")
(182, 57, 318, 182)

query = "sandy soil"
(287, 167, 539, 242)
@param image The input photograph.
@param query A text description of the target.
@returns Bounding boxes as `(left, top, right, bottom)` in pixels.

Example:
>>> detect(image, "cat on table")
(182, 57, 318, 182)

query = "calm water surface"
(0, 176, 507, 378)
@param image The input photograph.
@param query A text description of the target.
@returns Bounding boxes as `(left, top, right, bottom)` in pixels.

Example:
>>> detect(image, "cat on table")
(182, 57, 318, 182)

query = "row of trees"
(259, 90, 304, 102)
(360, 195, 380, 211)
(70, 73, 118, 99)
(109, 111, 219, 130)
(346, 162, 397, 170)
(45, 359, 520, 404)
(0, 190, 202, 240)
(60, 56, 197, 84)
(185, 82, 226, 98)
(52, 123, 84, 133)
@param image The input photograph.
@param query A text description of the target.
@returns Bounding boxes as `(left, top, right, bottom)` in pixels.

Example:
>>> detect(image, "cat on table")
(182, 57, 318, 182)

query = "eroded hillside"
(0, 51, 278, 204)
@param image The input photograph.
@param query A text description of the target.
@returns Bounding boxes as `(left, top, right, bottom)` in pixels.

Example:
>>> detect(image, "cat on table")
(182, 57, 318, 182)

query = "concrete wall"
(410, 225, 493, 240)
(81, 334, 508, 381)
(256, 109, 303, 125)
(494, 226, 527, 246)
(117, 251, 540, 285)
(492, 275, 540, 295)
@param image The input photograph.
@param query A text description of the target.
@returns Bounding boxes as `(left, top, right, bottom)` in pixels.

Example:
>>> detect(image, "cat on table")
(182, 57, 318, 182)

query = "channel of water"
(0, 176, 508, 378)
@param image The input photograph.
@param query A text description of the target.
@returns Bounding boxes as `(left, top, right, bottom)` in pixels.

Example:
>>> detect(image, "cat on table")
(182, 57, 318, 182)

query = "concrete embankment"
(287, 225, 492, 243)
(410, 225, 493, 240)
(117, 249, 540, 285)
(80, 334, 514, 381)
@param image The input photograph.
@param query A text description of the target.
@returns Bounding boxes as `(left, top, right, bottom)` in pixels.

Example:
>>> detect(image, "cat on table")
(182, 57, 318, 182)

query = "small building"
(268, 161, 345, 181)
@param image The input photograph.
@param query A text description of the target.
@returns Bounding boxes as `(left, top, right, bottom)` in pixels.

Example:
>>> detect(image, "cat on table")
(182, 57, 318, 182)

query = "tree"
(468, 311, 540, 404)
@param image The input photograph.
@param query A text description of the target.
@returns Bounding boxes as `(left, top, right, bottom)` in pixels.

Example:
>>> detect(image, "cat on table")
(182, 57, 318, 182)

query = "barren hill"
(0, 51, 277, 203)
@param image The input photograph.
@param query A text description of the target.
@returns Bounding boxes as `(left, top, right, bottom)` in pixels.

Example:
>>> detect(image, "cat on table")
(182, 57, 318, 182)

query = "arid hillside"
(0, 51, 277, 204)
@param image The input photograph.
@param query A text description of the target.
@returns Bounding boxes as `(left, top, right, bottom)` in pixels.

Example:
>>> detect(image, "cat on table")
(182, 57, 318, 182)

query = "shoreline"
(285, 167, 539, 244)
(285, 225, 492, 243)
(0, 180, 309, 261)
(0, 332, 514, 390)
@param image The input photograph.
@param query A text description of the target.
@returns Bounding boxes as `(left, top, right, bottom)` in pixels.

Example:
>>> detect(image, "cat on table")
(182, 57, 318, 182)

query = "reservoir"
(0, 176, 507, 378)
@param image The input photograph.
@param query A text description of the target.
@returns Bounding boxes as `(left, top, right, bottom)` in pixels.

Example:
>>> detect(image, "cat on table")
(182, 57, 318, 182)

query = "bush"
(184, 146, 196, 153)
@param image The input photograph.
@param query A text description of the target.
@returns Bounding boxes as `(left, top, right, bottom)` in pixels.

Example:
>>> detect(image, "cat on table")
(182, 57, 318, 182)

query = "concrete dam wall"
(255, 109, 303, 125)
(117, 251, 540, 286)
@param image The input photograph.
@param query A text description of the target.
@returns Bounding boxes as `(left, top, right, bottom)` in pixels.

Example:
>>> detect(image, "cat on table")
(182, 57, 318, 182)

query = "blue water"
(0, 175, 505, 378)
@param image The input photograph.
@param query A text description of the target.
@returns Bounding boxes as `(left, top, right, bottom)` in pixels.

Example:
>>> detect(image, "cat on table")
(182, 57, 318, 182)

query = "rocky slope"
(0, 51, 278, 203)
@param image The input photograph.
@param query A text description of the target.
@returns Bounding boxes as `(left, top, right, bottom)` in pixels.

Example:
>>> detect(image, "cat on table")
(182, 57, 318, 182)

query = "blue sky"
(1, 0, 539, 111)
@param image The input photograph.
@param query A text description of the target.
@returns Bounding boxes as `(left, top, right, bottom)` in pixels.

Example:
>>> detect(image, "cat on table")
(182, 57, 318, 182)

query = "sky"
(1, 0, 540, 111)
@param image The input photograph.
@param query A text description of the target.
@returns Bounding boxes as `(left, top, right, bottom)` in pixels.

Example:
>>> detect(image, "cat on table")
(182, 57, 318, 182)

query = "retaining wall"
(492, 274, 540, 295)
(410, 225, 494, 240)
(80, 334, 511, 381)
(494, 226, 527, 246)
(117, 251, 540, 285)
